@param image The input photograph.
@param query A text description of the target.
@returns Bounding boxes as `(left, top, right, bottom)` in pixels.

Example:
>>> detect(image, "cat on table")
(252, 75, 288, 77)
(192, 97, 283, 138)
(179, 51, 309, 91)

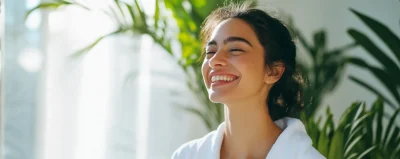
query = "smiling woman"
(172, 2, 325, 159)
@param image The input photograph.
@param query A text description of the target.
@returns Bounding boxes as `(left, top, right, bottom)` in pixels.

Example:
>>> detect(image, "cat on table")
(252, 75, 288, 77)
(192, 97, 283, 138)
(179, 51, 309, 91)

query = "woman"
(172, 2, 325, 159)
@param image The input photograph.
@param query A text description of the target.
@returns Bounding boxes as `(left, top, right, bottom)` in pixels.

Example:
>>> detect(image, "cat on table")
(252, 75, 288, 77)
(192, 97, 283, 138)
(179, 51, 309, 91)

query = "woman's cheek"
(201, 60, 210, 88)
(236, 56, 264, 81)
(232, 56, 252, 71)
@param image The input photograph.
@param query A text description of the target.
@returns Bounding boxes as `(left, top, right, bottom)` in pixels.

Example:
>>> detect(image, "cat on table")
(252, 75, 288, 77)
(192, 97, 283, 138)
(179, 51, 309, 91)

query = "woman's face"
(202, 18, 277, 105)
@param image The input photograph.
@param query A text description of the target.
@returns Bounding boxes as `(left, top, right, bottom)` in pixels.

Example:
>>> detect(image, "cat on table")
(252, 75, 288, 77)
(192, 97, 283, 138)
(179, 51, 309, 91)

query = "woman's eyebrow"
(206, 40, 217, 46)
(206, 36, 253, 47)
(224, 36, 253, 47)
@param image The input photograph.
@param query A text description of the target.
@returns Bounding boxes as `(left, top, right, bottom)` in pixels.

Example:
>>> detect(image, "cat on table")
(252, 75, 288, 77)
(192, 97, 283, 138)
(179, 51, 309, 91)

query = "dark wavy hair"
(200, 2, 304, 121)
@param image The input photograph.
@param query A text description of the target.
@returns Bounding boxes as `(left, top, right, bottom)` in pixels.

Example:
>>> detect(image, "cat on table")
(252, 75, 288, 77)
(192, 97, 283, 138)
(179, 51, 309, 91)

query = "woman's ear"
(264, 62, 285, 84)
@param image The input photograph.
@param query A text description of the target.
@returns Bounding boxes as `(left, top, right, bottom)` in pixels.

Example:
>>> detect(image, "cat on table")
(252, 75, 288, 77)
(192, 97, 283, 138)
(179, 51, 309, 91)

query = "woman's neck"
(220, 100, 282, 159)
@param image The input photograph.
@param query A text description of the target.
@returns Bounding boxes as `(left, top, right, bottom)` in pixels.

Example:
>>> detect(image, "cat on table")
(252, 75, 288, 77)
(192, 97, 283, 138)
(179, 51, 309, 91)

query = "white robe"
(172, 117, 326, 159)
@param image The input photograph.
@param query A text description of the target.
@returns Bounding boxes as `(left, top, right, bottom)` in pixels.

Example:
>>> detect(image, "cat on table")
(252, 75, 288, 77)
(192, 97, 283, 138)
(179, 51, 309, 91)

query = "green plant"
(347, 8, 400, 109)
(298, 7, 400, 159)
(27, 0, 250, 131)
(284, 16, 355, 117)
(303, 98, 400, 159)
(295, 29, 355, 117)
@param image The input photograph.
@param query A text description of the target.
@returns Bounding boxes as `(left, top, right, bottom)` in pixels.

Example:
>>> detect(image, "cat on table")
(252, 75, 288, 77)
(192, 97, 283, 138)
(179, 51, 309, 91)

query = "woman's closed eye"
(205, 50, 216, 59)
(205, 46, 217, 55)
(230, 48, 244, 52)
(229, 48, 245, 55)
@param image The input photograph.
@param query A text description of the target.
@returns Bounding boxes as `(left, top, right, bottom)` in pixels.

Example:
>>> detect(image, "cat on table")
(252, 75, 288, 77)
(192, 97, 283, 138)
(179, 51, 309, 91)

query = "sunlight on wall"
(43, 0, 115, 159)
(135, 1, 154, 159)
(41, 0, 162, 158)
(135, 35, 152, 159)
(74, 43, 111, 159)
(47, 11, 64, 33)
(18, 47, 43, 72)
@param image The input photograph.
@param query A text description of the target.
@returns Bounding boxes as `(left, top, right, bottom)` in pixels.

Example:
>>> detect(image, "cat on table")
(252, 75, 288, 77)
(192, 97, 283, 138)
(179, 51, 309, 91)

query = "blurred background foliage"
(297, 7, 400, 159)
(27, 0, 400, 158)
(287, 20, 356, 118)
(347, 8, 400, 111)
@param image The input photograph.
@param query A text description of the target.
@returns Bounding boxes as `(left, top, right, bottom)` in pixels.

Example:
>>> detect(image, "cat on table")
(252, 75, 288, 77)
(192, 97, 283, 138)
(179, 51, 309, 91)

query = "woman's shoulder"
(171, 123, 225, 159)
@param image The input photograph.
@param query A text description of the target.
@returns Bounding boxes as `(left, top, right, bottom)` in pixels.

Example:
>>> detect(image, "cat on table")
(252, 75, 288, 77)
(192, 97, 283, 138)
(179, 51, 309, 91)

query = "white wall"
(258, 0, 400, 121)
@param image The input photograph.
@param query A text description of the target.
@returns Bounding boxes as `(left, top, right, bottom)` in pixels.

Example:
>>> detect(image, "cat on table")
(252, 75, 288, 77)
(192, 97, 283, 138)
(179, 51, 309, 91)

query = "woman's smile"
(210, 75, 239, 88)
(209, 72, 240, 88)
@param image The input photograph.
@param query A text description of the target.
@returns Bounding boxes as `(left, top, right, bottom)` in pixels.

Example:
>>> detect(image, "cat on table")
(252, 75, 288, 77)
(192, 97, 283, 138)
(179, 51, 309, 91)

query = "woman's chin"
(209, 93, 230, 104)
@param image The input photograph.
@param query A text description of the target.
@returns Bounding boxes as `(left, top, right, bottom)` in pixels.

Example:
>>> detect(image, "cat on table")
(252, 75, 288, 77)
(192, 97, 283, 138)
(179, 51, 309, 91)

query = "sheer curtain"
(2, 0, 207, 159)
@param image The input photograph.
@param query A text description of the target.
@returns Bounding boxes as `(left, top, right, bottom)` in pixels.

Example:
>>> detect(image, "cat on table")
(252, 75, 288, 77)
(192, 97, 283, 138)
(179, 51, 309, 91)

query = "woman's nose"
(209, 51, 228, 68)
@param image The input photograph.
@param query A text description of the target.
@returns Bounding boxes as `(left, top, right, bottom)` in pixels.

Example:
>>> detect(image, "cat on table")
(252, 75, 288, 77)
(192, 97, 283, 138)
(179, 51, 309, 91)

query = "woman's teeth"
(211, 75, 235, 83)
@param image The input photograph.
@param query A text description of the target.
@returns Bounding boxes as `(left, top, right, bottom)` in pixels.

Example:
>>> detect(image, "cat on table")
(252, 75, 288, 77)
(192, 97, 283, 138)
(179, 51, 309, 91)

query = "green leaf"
(313, 30, 326, 55)
(154, 0, 160, 29)
(356, 145, 376, 159)
(349, 111, 372, 135)
(323, 43, 356, 61)
(70, 28, 127, 57)
(338, 101, 362, 129)
(345, 112, 372, 150)
(348, 58, 400, 105)
(363, 104, 375, 156)
(389, 133, 400, 158)
(345, 134, 364, 157)
(347, 29, 400, 77)
(188, 0, 226, 18)
(301, 112, 321, 147)
(387, 127, 400, 156)
(164, 0, 197, 34)
(26, 1, 74, 19)
(123, 2, 146, 31)
(317, 108, 334, 156)
(114, 0, 128, 25)
(345, 124, 364, 149)
(134, 0, 147, 27)
(124, 3, 136, 24)
(350, 8, 400, 62)
(328, 130, 344, 159)
(348, 76, 396, 109)
(347, 153, 358, 159)
(373, 99, 384, 145)
(71, 37, 105, 58)
(383, 109, 400, 150)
